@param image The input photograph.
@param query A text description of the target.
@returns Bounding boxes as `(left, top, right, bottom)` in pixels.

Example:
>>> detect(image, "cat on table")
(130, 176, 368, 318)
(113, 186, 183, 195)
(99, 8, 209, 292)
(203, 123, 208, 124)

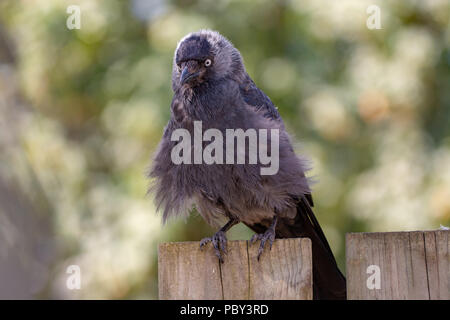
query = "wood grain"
(158, 241, 223, 300)
(346, 230, 449, 300)
(220, 240, 250, 300)
(158, 238, 312, 300)
(248, 238, 312, 300)
(435, 230, 450, 299)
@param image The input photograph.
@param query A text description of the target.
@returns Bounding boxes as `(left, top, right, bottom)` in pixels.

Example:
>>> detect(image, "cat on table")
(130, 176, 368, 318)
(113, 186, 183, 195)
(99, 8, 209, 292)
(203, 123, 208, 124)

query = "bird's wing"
(239, 75, 281, 121)
(239, 75, 315, 206)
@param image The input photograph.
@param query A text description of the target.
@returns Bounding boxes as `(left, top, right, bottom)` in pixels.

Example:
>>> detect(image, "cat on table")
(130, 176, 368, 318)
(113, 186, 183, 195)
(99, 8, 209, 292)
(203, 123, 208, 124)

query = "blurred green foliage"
(0, 0, 449, 299)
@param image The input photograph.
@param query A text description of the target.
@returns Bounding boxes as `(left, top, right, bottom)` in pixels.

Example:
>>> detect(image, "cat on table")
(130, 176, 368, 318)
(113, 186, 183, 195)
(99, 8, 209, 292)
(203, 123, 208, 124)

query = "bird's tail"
(274, 196, 346, 300)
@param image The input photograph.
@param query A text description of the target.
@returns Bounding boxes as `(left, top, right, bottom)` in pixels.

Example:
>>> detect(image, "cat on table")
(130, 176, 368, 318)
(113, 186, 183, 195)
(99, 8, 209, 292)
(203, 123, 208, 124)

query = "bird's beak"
(180, 66, 200, 85)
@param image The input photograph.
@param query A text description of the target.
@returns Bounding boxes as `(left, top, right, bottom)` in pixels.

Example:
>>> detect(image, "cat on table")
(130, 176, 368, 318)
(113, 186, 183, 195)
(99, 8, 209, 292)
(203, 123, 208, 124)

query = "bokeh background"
(0, 0, 449, 299)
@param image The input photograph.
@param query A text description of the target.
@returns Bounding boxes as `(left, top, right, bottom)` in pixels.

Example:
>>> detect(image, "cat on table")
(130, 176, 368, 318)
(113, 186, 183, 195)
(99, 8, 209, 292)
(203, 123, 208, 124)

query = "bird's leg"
(200, 218, 239, 263)
(250, 215, 278, 260)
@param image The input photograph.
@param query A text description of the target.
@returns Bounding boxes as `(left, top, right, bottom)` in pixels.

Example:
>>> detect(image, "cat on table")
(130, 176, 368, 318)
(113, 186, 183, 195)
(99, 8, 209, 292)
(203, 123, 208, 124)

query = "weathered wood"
(158, 238, 312, 300)
(346, 230, 449, 300)
(220, 241, 250, 300)
(435, 230, 450, 299)
(158, 241, 222, 300)
(248, 238, 312, 299)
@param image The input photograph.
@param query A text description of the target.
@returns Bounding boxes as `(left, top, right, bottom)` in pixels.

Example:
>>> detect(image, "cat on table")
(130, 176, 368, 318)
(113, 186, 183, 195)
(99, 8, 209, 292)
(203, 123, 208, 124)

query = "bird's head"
(172, 30, 245, 90)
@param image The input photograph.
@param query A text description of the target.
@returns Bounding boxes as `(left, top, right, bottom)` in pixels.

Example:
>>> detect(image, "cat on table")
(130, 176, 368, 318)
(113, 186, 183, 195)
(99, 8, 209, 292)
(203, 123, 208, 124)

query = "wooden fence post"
(158, 238, 313, 300)
(346, 230, 449, 300)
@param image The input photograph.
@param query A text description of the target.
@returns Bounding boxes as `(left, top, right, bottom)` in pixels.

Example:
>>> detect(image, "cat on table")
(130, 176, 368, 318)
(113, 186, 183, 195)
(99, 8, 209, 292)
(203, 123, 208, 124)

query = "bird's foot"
(250, 228, 276, 260)
(200, 230, 228, 263)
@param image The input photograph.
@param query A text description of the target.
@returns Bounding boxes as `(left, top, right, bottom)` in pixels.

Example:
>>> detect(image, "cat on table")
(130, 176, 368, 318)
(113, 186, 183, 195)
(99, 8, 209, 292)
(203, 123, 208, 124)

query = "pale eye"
(204, 59, 212, 67)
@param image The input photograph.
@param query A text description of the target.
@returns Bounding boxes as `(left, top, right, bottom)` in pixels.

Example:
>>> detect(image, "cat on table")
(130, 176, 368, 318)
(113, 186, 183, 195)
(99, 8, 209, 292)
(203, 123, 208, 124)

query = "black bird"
(149, 30, 346, 299)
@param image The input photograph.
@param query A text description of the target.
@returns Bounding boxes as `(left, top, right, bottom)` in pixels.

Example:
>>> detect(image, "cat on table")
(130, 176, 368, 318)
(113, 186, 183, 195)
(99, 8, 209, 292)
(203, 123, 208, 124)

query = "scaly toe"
(251, 229, 276, 260)
(250, 233, 261, 244)
(200, 237, 212, 248)
(200, 231, 228, 263)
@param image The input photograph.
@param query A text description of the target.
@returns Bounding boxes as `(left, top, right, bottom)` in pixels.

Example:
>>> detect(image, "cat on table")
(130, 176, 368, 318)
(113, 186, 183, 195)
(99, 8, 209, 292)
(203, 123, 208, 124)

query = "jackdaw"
(148, 30, 346, 299)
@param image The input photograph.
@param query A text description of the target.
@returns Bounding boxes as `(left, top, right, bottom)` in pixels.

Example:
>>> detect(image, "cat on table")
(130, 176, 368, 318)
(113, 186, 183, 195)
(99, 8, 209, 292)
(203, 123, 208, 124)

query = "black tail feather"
(247, 196, 347, 300)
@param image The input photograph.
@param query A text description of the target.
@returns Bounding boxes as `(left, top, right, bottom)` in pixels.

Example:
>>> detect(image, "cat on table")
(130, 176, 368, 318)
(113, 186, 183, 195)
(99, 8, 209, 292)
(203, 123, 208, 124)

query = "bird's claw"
(250, 228, 276, 260)
(200, 230, 228, 263)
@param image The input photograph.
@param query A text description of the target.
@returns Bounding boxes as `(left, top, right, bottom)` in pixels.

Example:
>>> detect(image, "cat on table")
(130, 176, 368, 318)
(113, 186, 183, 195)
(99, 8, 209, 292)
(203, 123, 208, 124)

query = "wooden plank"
(158, 241, 223, 300)
(434, 230, 449, 299)
(158, 238, 312, 300)
(220, 240, 250, 300)
(408, 231, 429, 299)
(366, 232, 387, 299)
(424, 231, 439, 299)
(346, 230, 449, 300)
(384, 231, 410, 299)
(346, 232, 363, 299)
(248, 238, 312, 300)
(347, 232, 386, 299)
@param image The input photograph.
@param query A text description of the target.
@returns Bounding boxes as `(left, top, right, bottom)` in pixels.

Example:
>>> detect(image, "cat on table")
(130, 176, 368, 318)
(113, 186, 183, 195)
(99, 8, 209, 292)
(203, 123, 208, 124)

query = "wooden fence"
(158, 238, 312, 300)
(158, 230, 449, 300)
(346, 230, 449, 300)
